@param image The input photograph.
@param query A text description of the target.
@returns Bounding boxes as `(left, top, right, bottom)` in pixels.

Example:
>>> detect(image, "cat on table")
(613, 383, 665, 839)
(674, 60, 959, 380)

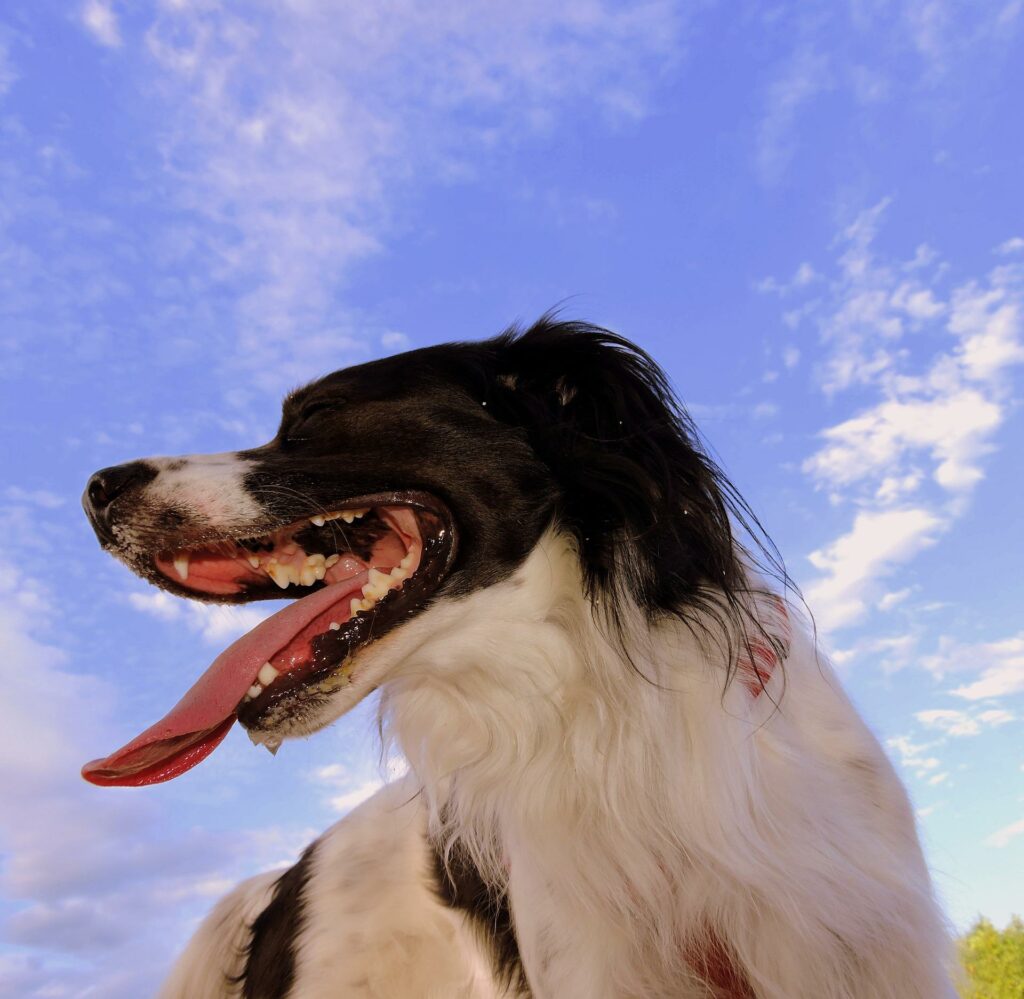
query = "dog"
(82, 319, 956, 998)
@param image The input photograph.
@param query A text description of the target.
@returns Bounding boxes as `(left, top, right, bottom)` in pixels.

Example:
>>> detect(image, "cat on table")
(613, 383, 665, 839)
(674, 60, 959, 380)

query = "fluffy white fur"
(164, 529, 956, 998)
(161, 780, 506, 999)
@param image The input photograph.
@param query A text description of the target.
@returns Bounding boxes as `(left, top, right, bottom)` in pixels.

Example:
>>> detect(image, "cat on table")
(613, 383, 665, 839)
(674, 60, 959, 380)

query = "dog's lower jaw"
(377, 531, 954, 999)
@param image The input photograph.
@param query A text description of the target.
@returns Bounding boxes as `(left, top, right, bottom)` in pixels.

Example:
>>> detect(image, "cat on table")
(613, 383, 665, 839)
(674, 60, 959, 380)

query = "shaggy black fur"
(253, 316, 787, 673)
(86, 316, 788, 687)
(235, 841, 319, 999)
(431, 838, 530, 996)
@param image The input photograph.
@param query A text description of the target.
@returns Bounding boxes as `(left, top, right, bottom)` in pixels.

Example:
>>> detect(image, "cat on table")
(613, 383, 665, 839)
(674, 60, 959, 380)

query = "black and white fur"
(87, 320, 957, 998)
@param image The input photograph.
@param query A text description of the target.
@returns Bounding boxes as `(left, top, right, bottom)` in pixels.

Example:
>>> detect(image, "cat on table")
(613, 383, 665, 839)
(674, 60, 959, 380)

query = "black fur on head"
(444, 316, 791, 672)
(88, 314, 791, 696)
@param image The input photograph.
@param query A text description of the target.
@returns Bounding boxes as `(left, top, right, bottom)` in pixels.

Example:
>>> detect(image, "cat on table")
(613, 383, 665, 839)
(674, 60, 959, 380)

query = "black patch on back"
(431, 838, 530, 995)
(236, 840, 319, 999)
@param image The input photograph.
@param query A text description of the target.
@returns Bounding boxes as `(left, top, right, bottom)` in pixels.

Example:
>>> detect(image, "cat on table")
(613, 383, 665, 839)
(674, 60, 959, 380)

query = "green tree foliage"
(959, 916, 1024, 998)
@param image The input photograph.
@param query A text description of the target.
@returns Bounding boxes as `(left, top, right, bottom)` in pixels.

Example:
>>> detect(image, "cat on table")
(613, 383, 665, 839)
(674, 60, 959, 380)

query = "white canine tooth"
(257, 662, 279, 686)
(173, 553, 190, 581)
(329, 621, 341, 630)
(310, 515, 325, 527)
(268, 564, 290, 589)
(247, 683, 263, 699)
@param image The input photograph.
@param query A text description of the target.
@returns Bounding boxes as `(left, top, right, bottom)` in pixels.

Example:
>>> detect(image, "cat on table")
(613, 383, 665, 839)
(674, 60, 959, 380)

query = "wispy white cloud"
(877, 587, 913, 611)
(138, 0, 684, 393)
(309, 756, 409, 814)
(752, 2, 1023, 183)
(805, 507, 942, 631)
(768, 201, 1024, 632)
(80, 0, 122, 48)
(902, 0, 1023, 74)
(0, 34, 17, 99)
(886, 733, 942, 780)
(0, 562, 233, 996)
(915, 707, 1015, 737)
(919, 632, 1024, 701)
(984, 817, 1024, 848)
(756, 47, 832, 183)
(3, 487, 64, 509)
(127, 589, 273, 644)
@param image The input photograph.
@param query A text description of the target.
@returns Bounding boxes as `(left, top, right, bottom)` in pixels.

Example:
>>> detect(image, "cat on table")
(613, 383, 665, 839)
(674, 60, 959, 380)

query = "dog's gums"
(82, 494, 456, 787)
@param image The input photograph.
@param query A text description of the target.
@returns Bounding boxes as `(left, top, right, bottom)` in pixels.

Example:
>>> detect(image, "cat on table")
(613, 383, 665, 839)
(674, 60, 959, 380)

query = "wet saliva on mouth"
(153, 505, 425, 710)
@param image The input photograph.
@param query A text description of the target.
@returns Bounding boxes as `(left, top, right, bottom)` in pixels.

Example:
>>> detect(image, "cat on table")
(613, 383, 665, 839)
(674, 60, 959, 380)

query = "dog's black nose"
(83, 462, 156, 543)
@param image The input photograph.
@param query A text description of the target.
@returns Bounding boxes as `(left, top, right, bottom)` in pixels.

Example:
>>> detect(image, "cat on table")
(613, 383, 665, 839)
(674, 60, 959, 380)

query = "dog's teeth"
(367, 567, 390, 588)
(268, 564, 290, 589)
(247, 556, 261, 569)
(340, 512, 355, 523)
(173, 553, 190, 580)
(310, 515, 325, 527)
(299, 566, 318, 586)
(329, 621, 341, 630)
(399, 551, 415, 571)
(257, 662, 279, 686)
(325, 554, 340, 567)
(389, 566, 408, 582)
(247, 683, 263, 699)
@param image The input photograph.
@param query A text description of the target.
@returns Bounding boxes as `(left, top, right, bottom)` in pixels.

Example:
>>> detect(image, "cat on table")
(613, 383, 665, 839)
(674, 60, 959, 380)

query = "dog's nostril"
(84, 462, 155, 515)
(87, 475, 112, 510)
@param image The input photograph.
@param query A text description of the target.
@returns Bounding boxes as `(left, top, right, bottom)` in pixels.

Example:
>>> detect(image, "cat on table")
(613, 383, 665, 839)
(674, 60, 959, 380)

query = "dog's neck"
(380, 532, 774, 995)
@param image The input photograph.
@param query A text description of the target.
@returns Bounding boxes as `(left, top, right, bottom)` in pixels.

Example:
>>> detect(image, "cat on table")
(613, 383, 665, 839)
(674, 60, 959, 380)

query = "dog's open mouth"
(82, 492, 455, 788)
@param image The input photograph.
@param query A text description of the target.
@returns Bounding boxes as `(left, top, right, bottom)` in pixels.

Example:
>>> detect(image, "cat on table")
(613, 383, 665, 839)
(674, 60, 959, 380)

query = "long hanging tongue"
(81, 574, 368, 787)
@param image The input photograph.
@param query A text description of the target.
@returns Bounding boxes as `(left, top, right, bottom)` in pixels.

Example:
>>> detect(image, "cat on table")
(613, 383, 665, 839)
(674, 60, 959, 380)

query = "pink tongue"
(81, 574, 368, 787)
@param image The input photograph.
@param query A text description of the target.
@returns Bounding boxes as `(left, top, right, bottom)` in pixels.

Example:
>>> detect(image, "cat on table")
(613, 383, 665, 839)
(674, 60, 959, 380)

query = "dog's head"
(81, 319, 768, 786)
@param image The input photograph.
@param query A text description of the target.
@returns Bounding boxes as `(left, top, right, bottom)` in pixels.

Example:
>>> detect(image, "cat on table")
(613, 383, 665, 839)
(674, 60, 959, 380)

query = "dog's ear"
(487, 318, 770, 621)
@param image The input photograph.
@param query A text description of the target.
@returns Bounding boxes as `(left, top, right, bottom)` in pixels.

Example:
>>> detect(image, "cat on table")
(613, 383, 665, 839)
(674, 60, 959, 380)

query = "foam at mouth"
(82, 506, 424, 787)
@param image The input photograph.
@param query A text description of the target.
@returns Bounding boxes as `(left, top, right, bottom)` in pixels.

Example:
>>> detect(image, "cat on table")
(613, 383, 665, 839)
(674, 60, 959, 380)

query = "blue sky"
(1, 1, 1022, 995)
